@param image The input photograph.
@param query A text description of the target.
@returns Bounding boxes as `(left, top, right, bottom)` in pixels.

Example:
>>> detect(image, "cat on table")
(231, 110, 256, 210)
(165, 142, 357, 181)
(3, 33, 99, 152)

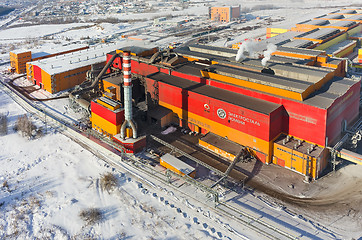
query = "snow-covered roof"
(261, 31, 304, 46)
(30, 43, 124, 75)
(301, 28, 340, 41)
(11, 44, 87, 57)
(325, 40, 356, 56)
(32, 44, 88, 59)
(346, 15, 362, 21)
(300, 19, 329, 26)
(160, 153, 195, 176)
(335, 9, 357, 14)
(11, 49, 31, 54)
(282, 39, 314, 48)
(327, 20, 357, 28)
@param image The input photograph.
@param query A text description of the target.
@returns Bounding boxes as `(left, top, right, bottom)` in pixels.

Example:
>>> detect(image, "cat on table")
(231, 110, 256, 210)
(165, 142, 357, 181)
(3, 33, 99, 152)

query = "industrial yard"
(1, 0, 362, 239)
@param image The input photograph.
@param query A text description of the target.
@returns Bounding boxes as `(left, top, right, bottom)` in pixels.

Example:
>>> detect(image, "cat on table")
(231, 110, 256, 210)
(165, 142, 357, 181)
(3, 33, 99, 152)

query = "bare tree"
(100, 172, 118, 193)
(0, 113, 7, 136)
(79, 208, 103, 225)
(14, 114, 36, 138)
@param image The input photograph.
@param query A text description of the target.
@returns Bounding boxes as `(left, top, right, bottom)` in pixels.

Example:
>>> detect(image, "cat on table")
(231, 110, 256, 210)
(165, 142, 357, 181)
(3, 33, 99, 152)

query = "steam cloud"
(235, 40, 277, 67)
(235, 40, 262, 62)
(261, 43, 277, 67)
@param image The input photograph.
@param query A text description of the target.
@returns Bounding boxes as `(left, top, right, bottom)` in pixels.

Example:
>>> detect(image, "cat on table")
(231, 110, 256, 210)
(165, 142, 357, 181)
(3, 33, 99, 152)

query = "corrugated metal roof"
(304, 77, 359, 109)
(261, 31, 304, 46)
(346, 15, 362, 20)
(323, 14, 344, 19)
(300, 28, 340, 40)
(327, 20, 356, 27)
(328, 58, 343, 65)
(173, 62, 206, 76)
(231, 58, 263, 68)
(269, 63, 332, 83)
(188, 44, 237, 57)
(151, 62, 358, 110)
(269, 55, 312, 65)
(201, 132, 244, 156)
(301, 19, 330, 26)
(12, 44, 87, 57)
(216, 59, 265, 73)
(304, 95, 335, 109)
(276, 46, 325, 57)
(175, 47, 218, 61)
(209, 64, 313, 94)
(161, 153, 195, 175)
(30, 43, 125, 75)
(148, 72, 281, 115)
(103, 75, 122, 86)
(325, 40, 356, 55)
(336, 9, 357, 14)
(282, 39, 314, 48)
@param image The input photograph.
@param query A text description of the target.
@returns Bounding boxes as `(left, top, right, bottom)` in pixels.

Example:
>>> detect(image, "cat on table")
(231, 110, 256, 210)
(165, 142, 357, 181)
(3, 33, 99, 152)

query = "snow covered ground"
(0, 83, 245, 239)
(1, 71, 362, 239)
(1, 1, 362, 239)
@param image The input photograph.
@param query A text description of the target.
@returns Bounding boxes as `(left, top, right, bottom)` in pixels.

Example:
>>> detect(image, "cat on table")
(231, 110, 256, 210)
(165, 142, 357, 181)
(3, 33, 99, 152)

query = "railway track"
(0, 76, 326, 240)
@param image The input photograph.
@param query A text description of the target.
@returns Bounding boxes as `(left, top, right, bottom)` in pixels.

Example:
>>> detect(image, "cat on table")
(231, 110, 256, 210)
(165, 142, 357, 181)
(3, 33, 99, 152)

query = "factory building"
(26, 43, 124, 93)
(9, 45, 88, 74)
(81, 8, 360, 179)
(91, 96, 124, 137)
(99, 40, 359, 180)
(265, 8, 362, 61)
(209, 6, 240, 23)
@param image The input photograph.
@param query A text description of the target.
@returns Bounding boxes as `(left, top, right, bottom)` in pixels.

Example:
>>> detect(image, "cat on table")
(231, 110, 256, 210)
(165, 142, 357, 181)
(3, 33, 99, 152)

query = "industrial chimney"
(120, 51, 137, 139)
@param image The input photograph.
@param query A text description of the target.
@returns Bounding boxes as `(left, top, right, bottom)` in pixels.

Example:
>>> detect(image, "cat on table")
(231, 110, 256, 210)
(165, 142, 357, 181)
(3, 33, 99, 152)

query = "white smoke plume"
(235, 40, 265, 62)
(261, 43, 277, 67)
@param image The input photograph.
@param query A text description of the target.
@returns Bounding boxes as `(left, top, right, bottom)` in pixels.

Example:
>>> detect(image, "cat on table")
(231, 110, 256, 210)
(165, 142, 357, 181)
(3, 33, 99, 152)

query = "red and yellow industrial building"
(94, 30, 359, 179)
(91, 96, 124, 137)
(21, 8, 360, 180)
(10, 45, 88, 74)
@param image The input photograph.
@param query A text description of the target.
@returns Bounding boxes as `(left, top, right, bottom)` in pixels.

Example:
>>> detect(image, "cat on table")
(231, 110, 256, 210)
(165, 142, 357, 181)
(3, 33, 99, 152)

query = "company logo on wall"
(217, 108, 226, 119)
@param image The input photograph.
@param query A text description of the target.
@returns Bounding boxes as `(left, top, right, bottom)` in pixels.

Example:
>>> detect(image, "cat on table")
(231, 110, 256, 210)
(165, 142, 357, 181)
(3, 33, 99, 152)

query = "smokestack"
(120, 51, 137, 139)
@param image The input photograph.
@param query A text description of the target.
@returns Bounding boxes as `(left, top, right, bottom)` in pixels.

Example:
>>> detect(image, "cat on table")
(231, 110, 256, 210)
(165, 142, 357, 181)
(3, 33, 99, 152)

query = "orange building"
(10, 50, 32, 74)
(209, 6, 240, 23)
(27, 43, 123, 93)
(9, 45, 88, 74)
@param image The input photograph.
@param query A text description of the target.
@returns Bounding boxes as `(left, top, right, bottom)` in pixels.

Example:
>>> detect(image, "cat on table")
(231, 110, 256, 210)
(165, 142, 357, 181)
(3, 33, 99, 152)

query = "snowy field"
(3, 73, 361, 239)
(0, 83, 245, 239)
(1, 0, 362, 239)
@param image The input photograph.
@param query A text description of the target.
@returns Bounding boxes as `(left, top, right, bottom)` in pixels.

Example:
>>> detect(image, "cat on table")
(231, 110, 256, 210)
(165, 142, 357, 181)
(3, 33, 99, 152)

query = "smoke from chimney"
(235, 40, 277, 67)
(235, 40, 263, 62)
(261, 43, 277, 67)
